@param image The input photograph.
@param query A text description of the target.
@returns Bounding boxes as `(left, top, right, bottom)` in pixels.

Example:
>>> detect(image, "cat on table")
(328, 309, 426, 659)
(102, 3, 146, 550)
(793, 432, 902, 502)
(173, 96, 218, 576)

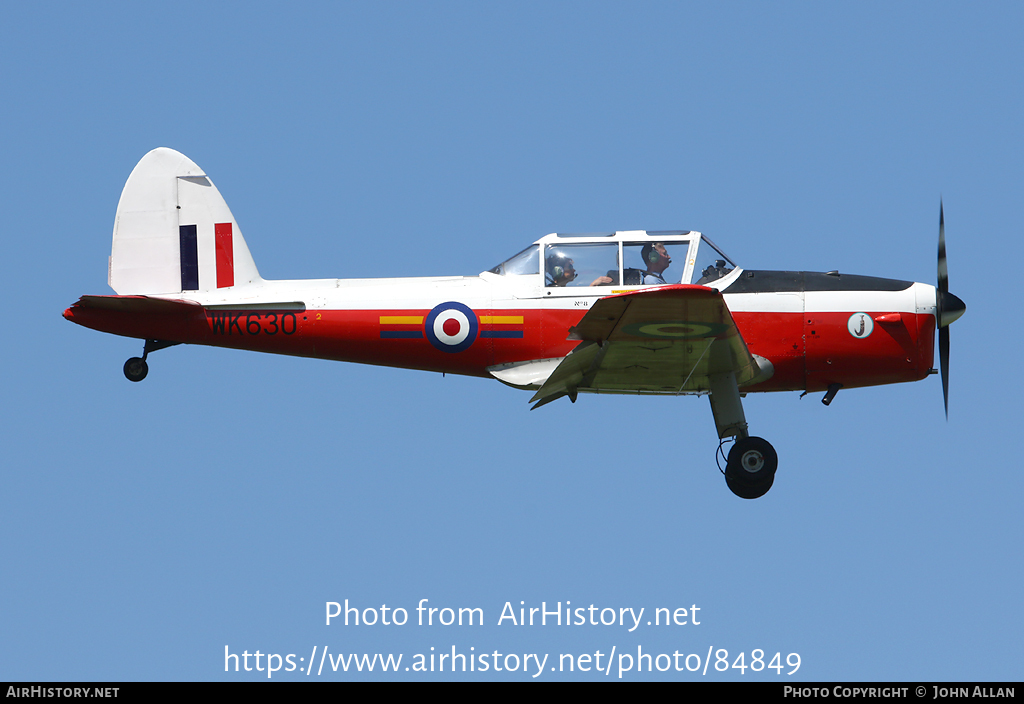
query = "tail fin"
(109, 148, 262, 295)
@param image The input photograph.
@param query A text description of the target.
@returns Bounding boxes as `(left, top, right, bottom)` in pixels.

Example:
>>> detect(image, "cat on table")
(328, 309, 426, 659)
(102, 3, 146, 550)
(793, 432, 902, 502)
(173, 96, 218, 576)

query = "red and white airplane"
(64, 148, 965, 498)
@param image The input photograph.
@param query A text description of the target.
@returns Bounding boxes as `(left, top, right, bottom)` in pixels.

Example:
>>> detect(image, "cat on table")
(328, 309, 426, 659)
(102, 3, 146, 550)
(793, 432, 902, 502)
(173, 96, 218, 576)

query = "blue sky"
(1, 2, 1020, 681)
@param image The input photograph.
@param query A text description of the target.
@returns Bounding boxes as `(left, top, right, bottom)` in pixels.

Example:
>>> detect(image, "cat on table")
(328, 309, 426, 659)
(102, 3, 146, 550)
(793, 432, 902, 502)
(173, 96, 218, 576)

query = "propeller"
(936, 200, 966, 418)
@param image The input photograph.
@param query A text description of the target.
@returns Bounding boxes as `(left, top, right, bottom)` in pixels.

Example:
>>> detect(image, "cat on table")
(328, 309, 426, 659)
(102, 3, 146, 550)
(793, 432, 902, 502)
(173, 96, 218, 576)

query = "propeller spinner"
(936, 201, 966, 417)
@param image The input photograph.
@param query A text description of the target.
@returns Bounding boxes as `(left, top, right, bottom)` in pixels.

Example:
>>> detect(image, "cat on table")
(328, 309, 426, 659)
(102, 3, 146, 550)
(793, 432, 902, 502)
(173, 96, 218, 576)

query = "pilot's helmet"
(546, 250, 576, 283)
(641, 242, 666, 266)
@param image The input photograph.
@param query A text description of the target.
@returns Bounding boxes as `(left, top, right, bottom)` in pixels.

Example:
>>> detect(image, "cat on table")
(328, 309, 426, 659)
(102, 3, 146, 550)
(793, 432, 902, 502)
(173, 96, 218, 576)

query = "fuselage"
(65, 229, 939, 396)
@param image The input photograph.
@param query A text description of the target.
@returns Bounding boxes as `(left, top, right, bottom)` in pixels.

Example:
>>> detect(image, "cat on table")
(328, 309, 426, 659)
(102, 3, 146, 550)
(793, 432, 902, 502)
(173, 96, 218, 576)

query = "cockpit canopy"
(487, 230, 736, 288)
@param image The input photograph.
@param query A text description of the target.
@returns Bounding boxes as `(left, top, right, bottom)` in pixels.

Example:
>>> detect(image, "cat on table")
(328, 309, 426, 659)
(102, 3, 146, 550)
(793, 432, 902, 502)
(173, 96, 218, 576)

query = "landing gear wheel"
(123, 357, 149, 382)
(725, 436, 778, 499)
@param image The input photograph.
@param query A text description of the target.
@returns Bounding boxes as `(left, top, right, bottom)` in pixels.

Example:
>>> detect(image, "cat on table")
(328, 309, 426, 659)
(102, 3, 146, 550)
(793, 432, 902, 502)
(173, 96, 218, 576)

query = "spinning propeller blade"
(935, 200, 966, 418)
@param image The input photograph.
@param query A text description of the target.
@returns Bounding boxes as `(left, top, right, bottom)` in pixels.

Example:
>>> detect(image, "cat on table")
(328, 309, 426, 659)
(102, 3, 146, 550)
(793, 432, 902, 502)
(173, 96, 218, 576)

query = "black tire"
(725, 436, 778, 486)
(726, 472, 774, 499)
(123, 357, 149, 382)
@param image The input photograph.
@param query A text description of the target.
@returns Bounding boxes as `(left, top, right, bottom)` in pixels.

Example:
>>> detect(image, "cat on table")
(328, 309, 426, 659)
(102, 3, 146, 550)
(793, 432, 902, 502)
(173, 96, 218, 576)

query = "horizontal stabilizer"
(72, 294, 203, 314)
(63, 294, 204, 342)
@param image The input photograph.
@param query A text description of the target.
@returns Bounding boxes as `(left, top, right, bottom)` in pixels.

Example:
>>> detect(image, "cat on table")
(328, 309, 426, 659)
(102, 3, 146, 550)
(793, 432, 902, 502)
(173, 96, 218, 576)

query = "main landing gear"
(709, 371, 778, 499)
(123, 339, 179, 382)
(721, 436, 778, 499)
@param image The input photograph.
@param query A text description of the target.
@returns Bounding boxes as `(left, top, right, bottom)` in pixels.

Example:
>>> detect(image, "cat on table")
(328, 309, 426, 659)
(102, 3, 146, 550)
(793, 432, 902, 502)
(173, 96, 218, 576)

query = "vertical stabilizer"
(109, 148, 261, 295)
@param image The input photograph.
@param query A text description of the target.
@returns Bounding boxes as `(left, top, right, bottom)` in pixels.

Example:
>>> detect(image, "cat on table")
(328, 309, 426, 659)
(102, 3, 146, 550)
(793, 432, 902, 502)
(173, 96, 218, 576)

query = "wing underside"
(528, 285, 771, 408)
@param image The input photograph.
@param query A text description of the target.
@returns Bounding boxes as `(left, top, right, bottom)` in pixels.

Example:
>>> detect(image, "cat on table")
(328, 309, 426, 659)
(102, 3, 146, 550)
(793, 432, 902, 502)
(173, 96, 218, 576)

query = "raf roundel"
(425, 301, 478, 353)
(621, 321, 729, 339)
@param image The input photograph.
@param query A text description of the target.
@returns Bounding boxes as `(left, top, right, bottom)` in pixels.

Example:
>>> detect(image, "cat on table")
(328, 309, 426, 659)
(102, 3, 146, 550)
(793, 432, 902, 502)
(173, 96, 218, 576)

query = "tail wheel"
(123, 357, 149, 382)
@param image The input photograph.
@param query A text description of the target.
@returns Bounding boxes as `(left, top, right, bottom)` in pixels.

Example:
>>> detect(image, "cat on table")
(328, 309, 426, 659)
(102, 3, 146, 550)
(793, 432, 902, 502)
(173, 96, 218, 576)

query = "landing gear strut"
(709, 371, 778, 499)
(123, 339, 179, 382)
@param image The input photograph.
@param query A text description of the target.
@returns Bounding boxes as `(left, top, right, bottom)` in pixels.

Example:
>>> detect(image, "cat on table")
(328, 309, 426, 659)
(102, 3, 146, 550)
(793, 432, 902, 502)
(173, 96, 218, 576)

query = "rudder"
(109, 148, 262, 295)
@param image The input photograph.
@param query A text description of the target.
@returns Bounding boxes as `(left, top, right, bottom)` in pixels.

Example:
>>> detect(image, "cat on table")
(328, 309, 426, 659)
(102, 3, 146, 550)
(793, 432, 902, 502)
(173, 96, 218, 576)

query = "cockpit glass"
(693, 236, 736, 285)
(545, 243, 619, 287)
(489, 245, 539, 276)
(622, 242, 690, 285)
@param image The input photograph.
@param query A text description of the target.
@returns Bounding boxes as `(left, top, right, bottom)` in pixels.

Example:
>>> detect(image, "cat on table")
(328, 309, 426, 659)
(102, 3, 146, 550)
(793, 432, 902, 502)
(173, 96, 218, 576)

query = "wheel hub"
(741, 450, 765, 473)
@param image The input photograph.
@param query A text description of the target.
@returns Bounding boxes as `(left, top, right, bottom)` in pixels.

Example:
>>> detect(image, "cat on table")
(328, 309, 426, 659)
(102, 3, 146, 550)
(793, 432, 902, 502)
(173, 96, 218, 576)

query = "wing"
(529, 284, 772, 408)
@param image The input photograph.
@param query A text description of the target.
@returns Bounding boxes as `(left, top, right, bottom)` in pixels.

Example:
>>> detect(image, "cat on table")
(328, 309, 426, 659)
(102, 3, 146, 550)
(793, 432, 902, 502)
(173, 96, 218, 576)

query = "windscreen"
(693, 236, 736, 285)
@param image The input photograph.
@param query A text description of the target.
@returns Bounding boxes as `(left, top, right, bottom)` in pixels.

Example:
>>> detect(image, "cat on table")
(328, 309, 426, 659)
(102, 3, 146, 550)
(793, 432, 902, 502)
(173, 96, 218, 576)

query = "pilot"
(546, 250, 613, 287)
(640, 243, 672, 285)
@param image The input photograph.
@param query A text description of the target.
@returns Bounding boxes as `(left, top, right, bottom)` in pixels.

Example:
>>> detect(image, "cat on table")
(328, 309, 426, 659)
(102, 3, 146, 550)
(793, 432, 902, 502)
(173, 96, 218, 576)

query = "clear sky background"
(1, 2, 1020, 681)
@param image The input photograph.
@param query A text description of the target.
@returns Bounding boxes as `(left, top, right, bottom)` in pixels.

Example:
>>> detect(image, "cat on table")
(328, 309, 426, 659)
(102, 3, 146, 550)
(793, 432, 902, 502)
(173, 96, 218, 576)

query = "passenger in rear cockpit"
(545, 251, 576, 286)
(546, 250, 613, 287)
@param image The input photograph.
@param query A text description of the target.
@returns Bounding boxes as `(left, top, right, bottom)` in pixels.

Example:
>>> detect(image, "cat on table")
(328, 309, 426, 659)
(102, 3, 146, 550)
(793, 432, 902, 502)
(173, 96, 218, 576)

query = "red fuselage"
(64, 270, 936, 395)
